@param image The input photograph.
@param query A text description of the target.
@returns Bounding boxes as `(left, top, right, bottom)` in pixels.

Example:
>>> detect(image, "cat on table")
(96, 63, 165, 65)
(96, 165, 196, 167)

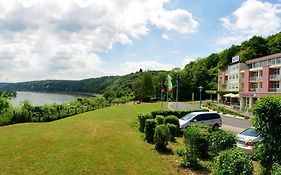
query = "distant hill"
(0, 71, 165, 95)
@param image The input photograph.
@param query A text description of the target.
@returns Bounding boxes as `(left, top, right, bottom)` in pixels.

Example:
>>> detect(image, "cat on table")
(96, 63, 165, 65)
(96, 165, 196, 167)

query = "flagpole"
(176, 73, 179, 110)
(160, 80, 163, 108)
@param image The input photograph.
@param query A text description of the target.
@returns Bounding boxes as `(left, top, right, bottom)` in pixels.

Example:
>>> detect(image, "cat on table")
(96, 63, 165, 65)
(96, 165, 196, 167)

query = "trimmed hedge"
(144, 119, 157, 143)
(164, 115, 179, 127)
(184, 124, 211, 159)
(213, 149, 253, 175)
(137, 113, 152, 132)
(155, 115, 165, 125)
(154, 124, 170, 151)
(167, 123, 177, 142)
(209, 130, 236, 155)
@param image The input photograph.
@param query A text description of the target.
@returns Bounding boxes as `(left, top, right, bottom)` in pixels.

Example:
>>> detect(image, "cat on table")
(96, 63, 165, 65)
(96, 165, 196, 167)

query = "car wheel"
(212, 124, 219, 130)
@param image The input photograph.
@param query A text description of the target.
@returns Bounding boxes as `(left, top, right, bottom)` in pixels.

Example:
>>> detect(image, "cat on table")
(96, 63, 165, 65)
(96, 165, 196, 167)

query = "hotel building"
(218, 53, 281, 110)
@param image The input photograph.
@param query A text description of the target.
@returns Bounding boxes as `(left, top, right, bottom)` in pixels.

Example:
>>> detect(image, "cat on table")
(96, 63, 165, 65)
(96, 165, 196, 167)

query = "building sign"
(232, 56, 240, 63)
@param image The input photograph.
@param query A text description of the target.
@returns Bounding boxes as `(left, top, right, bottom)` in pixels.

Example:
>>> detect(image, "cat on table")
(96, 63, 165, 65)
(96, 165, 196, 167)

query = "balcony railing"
(249, 76, 262, 82)
(269, 74, 281, 81)
(269, 88, 281, 92)
(239, 78, 244, 82)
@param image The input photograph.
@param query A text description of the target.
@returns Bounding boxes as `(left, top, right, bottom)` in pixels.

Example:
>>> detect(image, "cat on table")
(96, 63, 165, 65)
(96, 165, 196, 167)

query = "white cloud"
(218, 0, 281, 46)
(181, 56, 197, 67)
(118, 60, 175, 75)
(0, 0, 198, 82)
(161, 33, 170, 40)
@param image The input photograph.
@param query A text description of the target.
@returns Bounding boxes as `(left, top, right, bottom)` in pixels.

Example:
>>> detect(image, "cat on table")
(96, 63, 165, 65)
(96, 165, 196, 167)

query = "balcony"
(239, 78, 244, 82)
(269, 88, 281, 92)
(269, 74, 281, 81)
(249, 76, 262, 82)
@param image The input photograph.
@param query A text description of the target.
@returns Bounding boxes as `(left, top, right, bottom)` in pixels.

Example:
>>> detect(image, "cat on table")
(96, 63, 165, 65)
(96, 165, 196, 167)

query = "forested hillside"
(1, 32, 281, 101)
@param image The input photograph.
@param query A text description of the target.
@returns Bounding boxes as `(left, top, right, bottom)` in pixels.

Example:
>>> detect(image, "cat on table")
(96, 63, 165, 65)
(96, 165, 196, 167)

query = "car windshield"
(240, 128, 259, 137)
(181, 113, 197, 121)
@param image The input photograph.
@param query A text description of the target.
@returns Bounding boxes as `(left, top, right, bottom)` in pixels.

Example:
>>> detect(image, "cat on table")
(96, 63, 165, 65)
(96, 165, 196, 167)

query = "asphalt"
(168, 102, 252, 133)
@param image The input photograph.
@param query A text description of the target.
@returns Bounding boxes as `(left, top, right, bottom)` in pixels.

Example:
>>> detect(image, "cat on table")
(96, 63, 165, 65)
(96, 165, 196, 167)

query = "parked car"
(179, 111, 222, 130)
(236, 127, 261, 154)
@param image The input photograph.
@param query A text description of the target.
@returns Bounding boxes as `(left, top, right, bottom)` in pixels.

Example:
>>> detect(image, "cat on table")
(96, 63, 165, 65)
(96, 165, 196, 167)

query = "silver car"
(236, 127, 261, 154)
(179, 111, 222, 130)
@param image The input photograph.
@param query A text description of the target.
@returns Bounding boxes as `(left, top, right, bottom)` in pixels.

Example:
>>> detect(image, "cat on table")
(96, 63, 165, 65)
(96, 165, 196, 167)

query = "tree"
(267, 32, 281, 54)
(239, 36, 268, 62)
(132, 72, 155, 101)
(252, 97, 281, 175)
(0, 96, 10, 114)
(141, 72, 155, 100)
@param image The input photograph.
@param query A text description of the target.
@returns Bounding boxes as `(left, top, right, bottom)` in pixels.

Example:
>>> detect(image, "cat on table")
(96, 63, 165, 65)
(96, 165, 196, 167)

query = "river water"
(9, 91, 78, 107)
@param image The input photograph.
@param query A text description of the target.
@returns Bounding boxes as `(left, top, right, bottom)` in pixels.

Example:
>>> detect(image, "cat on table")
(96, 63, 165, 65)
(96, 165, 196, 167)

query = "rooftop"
(246, 53, 281, 64)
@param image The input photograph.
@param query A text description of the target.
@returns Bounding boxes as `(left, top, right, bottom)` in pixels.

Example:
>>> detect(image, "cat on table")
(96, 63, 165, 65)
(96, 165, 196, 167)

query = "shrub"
(167, 123, 177, 142)
(137, 113, 152, 132)
(155, 115, 165, 125)
(144, 119, 157, 143)
(213, 149, 253, 175)
(176, 147, 186, 156)
(271, 163, 281, 175)
(209, 130, 236, 155)
(184, 124, 211, 159)
(154, 124, 170, 151)
(164, 115, 179, 128)
(180, 147, 199, 169)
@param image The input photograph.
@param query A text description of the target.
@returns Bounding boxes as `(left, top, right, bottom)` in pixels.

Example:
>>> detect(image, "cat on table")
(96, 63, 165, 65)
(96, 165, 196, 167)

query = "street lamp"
(198, 86, 203, 109)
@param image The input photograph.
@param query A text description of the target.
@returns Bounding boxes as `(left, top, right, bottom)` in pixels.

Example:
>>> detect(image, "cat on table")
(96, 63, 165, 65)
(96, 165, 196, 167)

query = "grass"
(0, 103, 176, 175)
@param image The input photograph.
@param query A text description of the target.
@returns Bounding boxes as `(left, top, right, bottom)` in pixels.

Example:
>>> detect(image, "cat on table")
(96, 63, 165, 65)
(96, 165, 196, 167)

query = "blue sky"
(0, 0, 280, 82)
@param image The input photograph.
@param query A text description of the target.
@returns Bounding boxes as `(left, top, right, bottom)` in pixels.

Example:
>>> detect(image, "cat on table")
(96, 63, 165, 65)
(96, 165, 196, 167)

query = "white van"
(179, 111, 222, 130)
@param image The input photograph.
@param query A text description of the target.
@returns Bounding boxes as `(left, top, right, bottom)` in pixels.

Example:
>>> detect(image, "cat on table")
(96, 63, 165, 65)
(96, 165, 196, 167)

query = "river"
(9, 91, 80, 107)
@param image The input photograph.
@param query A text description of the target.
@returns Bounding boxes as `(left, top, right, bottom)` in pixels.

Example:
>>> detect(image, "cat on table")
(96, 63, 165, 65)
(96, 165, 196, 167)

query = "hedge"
(137, 113, 152, 132)
(144, 119, 157, 143)
(154, 124, 170, 151)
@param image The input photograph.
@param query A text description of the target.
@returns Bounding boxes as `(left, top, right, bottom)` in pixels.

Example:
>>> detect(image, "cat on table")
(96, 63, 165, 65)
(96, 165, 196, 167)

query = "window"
(273, 69, 280, 75)
(197, 114, 220, 121)
(273, 82, 279, 89)
(276, 58, 281, 64)
(254, 62, 260, 68)
(261, 61, 267, 67)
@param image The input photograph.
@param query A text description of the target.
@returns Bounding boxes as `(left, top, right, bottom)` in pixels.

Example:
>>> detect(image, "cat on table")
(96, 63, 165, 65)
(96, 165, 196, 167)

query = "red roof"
(246, 53, 281, 64)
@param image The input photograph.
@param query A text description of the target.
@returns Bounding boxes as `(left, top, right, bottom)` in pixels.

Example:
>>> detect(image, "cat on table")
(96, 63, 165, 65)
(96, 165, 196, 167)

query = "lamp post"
(198, 86, 203, 109)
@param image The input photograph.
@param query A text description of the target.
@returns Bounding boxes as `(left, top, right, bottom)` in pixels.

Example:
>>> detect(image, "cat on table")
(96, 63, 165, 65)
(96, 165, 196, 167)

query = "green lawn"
(0, 103, 176, 175)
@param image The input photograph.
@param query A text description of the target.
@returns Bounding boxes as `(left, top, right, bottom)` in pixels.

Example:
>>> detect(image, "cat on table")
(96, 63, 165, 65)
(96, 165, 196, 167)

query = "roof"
(190, 111, 218, 115)
(246, 53, 281, 64)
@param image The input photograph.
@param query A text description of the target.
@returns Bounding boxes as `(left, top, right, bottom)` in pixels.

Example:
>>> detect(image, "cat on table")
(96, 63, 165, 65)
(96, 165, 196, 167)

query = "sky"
(0, 0, 281, 82)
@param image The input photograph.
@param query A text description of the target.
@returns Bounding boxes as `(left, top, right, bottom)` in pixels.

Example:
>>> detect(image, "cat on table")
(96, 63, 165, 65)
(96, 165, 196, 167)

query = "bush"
(154, 124, 171, 151)
(213, 149, 253, 175)
(164, 115, 179, 128)
(209, 130, 236, 155)
(184, 124, 211, 159)
(271, 163, 281, 175)
(155, 115, 165, 125)
(167, 123, 177, 142)
(137, 113, 152, 132)
(180, 147, 199, 169)
(144, 119, 157, 143)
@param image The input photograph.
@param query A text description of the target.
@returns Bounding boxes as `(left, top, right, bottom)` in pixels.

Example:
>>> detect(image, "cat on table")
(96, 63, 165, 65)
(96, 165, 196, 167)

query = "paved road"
(168, 102, 251, 133)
